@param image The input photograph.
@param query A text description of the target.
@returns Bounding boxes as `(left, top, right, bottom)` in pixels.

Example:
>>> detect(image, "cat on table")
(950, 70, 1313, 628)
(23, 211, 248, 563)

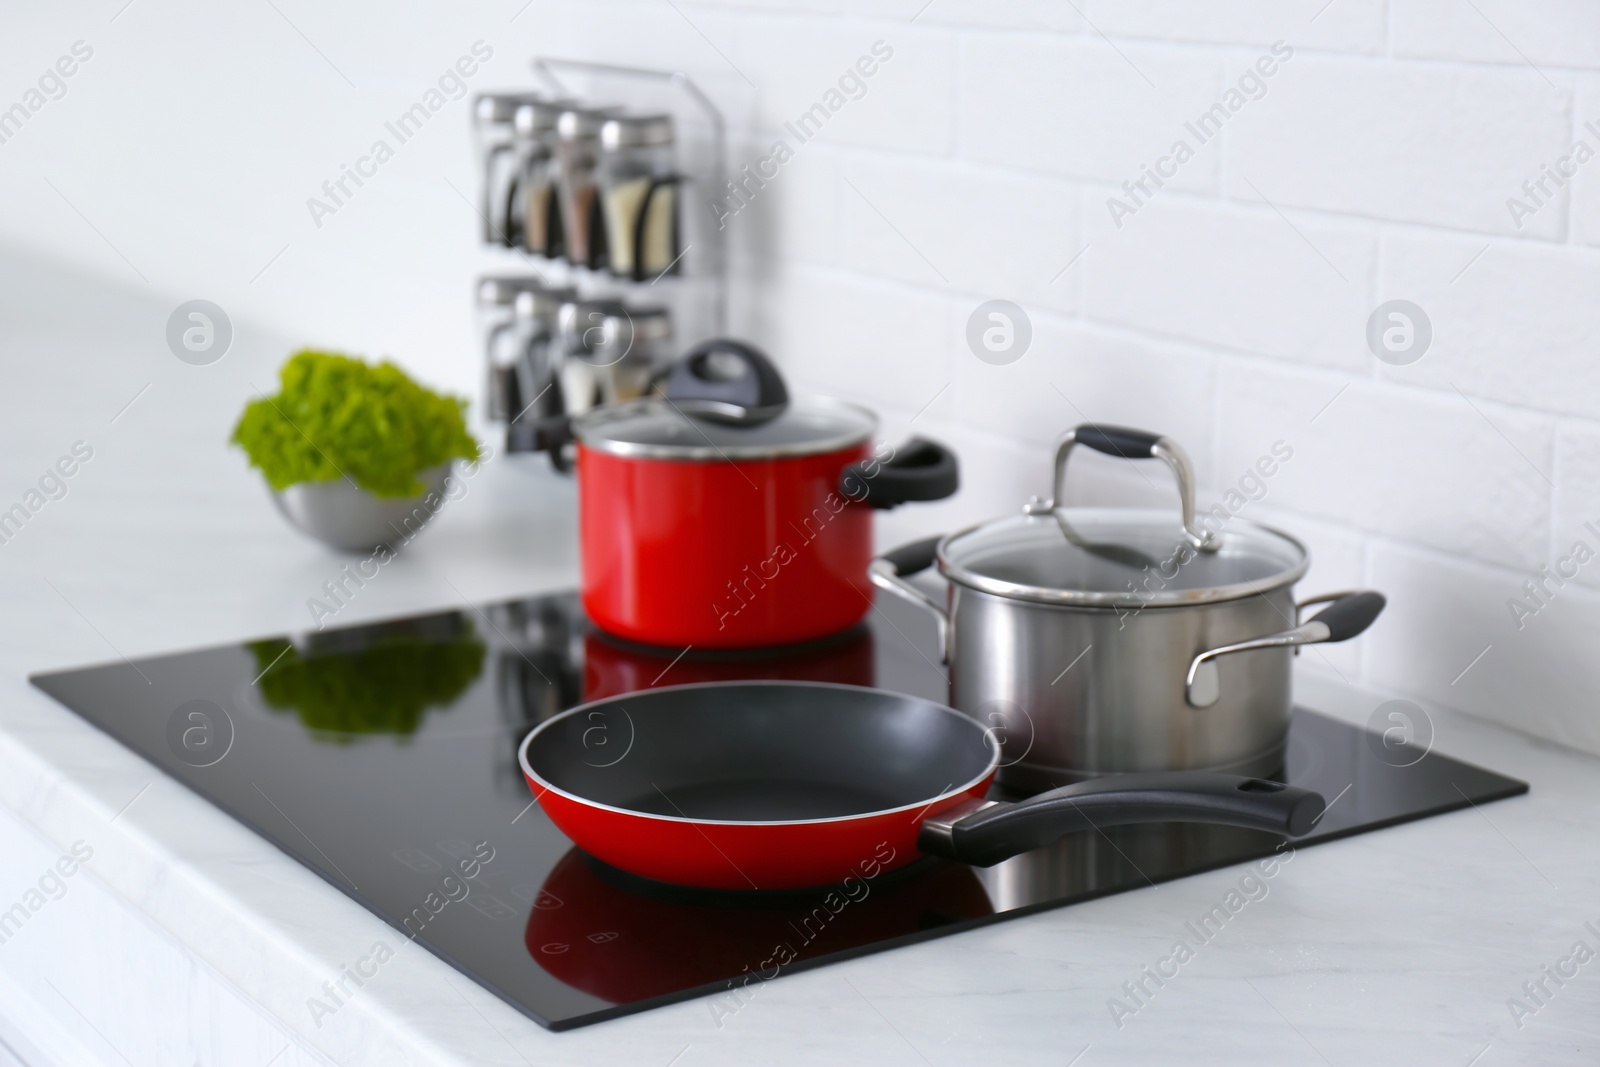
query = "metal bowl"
(269, 465, 453, 553)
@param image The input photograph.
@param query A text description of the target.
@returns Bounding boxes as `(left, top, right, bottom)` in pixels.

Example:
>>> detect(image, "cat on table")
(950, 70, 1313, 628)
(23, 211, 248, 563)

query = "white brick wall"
(1215, 363, 1553, 570)
(1083, 198, 1379, 369)
(1391, 0, 1600, 69)
(1563, 78, 1600, 246)
(959, 37, 1223, 190)
(1095, 0, 1387, 54)
(840, 155, 1081, 309)
(950, 317, 1217, 460)
(3, 1, 1600, 755)
(1379, 233, 1600, 418)
(1227, 58, 1572, 237)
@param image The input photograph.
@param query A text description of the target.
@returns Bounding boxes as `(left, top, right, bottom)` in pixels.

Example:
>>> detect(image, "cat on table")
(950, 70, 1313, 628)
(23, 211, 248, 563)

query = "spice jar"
(597, 114, 680, 280)
(476, 276, 575, 425)
(558, 299, 672, 414)
(555, 105, 623, 270)
(512, 97, 571, 258)
(473, 93, 542, 246)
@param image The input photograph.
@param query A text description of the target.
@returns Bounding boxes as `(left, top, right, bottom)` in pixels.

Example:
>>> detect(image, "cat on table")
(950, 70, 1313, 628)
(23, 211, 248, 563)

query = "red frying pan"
(516, 682, 1324, 891)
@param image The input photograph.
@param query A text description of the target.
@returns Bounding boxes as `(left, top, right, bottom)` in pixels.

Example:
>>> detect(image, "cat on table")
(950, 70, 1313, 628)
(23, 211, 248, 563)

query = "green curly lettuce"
(248, 630, 487, 739)
(231, 349, 479, 497)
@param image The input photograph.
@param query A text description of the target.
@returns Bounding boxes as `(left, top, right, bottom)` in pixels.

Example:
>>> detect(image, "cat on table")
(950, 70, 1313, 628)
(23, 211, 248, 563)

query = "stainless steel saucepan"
(871, 424, 1385, 791)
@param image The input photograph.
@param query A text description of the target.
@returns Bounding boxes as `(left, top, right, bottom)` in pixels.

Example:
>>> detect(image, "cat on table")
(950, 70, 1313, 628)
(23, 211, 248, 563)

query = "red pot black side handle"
(919, 773, 1325, 869)
(840, 438, 960, 509)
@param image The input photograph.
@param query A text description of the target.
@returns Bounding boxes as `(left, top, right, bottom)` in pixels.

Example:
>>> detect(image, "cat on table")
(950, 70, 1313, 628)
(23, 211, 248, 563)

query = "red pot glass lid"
(573, 396, 876, 461)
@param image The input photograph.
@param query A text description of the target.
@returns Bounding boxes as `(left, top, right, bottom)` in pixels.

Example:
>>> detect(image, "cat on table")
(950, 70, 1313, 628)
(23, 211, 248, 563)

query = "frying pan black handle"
(920, 773, 1325, 868)
(840, 438, 959, 509)
(664, 339, 789, 425)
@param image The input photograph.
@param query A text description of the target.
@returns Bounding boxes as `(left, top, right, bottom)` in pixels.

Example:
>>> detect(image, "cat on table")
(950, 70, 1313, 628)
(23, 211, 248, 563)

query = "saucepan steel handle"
(1291, 589, 1363, 657)
(1042, 425, 1219, 553)
(868, 536, 949, 663)
(918, 772, 1325, 868)
(1294, 590, 1361, 624)
(1184, 591, 1387, 708)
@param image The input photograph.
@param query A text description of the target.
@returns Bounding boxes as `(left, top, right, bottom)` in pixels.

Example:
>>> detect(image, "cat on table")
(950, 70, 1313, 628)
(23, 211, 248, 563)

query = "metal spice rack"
(524, 57, 728, 337)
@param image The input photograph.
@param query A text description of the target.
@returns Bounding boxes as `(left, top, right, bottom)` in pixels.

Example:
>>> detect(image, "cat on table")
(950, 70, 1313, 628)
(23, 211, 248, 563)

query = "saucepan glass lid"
(938, 508, 1309, 608)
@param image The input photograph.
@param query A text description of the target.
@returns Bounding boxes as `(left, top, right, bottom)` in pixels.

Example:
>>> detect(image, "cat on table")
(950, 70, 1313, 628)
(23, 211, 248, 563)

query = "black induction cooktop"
(30, 590, 1527, 1030)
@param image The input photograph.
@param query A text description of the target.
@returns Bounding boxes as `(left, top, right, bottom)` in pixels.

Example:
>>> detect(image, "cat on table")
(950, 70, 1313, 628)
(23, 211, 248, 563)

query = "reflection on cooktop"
(30, 589, 1527, 1030)
(528, 851, 993, 1008)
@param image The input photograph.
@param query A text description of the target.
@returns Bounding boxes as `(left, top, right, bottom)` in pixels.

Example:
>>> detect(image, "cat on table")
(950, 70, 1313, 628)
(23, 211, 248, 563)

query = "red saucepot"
(572, 341, 958, 649)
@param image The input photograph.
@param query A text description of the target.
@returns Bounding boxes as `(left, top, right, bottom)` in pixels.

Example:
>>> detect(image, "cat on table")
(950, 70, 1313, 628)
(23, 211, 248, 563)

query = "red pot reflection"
(525, 847, 992, 1004)
(582, 625, 874, 702)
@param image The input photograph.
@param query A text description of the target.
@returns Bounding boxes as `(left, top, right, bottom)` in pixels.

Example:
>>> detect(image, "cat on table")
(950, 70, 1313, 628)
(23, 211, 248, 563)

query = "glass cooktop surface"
(30, 590, 1527, 1030)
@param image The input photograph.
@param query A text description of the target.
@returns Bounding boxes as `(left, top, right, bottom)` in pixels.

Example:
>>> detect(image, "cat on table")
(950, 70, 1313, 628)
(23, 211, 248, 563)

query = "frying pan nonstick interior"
(518, 681, 1323, 891)
(524, 681, 993, 821)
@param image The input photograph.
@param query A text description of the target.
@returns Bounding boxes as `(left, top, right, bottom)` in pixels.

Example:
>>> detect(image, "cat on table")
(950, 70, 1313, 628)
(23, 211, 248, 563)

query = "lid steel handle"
(1037, 424, 1219, 553)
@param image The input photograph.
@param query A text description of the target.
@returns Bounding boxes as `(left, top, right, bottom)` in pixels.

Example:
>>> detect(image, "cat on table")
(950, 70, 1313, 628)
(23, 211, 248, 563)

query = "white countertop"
(1, 249, 1598, 1066)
